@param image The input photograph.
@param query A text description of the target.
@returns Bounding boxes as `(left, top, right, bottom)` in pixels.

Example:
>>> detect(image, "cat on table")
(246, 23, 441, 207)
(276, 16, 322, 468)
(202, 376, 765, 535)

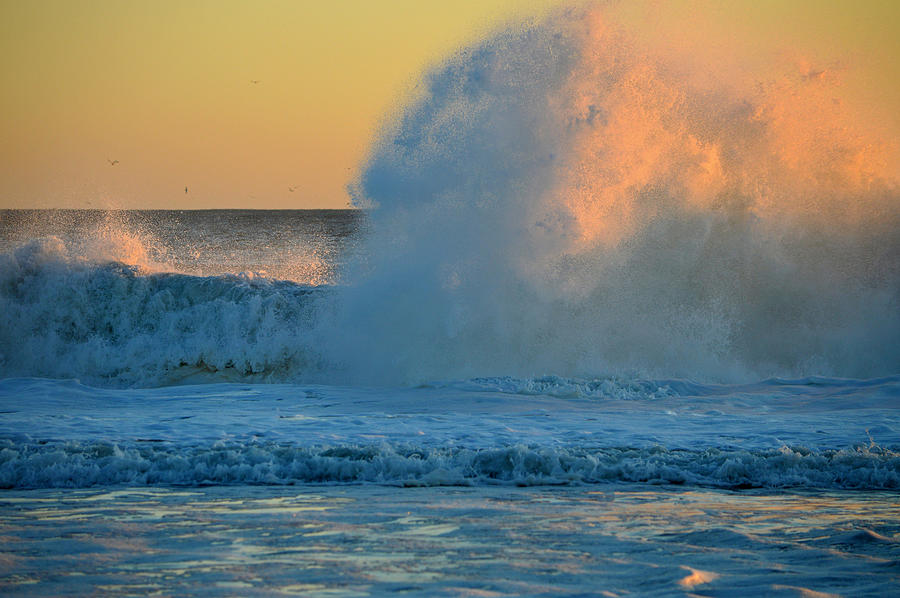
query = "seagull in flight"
(250, 79, 261, 84)
(107, 159, 119, 166)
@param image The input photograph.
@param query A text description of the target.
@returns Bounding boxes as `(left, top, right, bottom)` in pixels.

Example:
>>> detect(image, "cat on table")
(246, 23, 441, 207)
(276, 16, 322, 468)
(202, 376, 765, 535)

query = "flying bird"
(107, 159, 119, 166)
(250, 79, 261, 84)
(288, 186, 297, 192)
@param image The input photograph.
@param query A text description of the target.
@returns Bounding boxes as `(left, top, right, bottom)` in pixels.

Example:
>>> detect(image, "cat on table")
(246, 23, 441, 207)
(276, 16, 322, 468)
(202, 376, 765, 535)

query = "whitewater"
(2, 4, 899, 596)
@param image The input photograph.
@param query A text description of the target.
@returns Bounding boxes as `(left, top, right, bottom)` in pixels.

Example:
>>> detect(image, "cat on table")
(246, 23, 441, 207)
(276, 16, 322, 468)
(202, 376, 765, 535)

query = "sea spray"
(330, 4, 900, 384)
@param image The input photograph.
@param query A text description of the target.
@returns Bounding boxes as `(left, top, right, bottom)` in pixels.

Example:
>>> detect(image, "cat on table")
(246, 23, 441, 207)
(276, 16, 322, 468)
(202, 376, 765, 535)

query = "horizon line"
(0, 207, 363, 212)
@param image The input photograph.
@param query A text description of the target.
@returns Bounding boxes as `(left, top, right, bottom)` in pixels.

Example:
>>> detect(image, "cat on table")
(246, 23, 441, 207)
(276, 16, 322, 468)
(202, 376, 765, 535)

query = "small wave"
(2, 440, 896, 490)
(434, 375, 675, 400)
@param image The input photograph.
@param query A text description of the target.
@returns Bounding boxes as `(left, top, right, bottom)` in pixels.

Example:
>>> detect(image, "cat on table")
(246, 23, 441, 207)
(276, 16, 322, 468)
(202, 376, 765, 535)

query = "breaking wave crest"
(0, 238, 324, 387)
(2, 440, 897, 490)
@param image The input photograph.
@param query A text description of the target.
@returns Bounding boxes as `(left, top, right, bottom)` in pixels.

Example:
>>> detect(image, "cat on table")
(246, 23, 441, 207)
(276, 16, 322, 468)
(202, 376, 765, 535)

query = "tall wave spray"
(329, 5, 900, 384)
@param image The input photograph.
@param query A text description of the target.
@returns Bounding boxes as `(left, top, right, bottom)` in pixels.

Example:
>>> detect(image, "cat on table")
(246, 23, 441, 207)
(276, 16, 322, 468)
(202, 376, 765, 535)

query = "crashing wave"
(2, 439, 897, 490)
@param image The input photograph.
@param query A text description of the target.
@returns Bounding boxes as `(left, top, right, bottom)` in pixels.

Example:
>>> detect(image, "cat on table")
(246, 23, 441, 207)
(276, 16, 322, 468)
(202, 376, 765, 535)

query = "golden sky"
(1, 0, 898, 209)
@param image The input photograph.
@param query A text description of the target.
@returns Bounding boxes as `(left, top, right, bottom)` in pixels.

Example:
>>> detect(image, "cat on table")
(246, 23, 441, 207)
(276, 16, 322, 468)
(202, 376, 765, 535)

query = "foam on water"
(2, 440, 897, 490)
(1, 375, 897, 491)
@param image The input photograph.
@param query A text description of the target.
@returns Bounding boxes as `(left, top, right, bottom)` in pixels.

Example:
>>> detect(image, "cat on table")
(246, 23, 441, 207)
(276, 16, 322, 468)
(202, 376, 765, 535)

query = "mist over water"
(331, 5, 900, 384)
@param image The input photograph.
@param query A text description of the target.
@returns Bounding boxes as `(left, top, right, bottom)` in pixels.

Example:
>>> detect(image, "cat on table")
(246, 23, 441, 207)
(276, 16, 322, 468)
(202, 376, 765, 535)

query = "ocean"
(1, 208, 897, 596)
(2, 5, 900, 596)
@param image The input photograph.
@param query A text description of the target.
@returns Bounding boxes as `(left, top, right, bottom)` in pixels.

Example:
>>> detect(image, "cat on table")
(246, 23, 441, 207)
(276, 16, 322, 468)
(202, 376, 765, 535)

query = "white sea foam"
(1, 376, 897, 490)
(1, 440, 896, 490)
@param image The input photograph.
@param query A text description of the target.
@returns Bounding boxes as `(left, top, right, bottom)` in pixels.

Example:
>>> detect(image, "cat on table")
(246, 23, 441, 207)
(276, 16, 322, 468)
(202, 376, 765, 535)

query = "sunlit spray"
(331, 4, 899, 383)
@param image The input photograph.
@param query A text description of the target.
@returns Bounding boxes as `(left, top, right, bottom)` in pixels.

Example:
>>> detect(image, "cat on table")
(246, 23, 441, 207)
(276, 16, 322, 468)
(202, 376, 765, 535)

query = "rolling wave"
(0, 238, 325, 387)
(2, 439, 896, 490)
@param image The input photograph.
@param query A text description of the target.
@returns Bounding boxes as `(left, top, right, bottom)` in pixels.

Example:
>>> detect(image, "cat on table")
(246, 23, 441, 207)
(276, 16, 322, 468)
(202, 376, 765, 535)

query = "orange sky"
(1, 0, 898, 209)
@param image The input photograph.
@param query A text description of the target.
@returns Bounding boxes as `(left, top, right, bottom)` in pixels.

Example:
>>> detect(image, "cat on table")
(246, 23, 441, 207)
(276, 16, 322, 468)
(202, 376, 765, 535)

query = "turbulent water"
(0, 209, 358, 387)
(1, 3, 899, 596)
